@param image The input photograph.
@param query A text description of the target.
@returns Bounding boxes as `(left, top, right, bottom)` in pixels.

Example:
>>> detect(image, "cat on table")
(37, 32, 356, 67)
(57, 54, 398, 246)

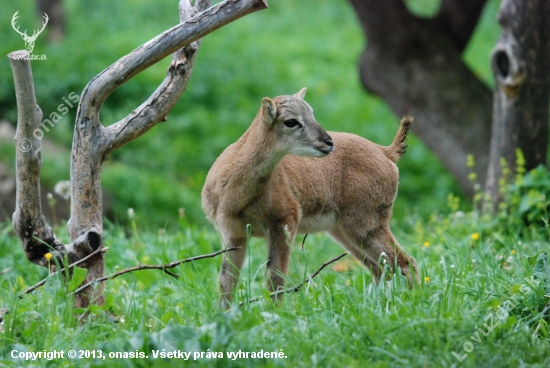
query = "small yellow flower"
(44, 253, 52, 260)
(511, 249, 516, 255)
(471, 233, 480, 241)
(424, 277, 430, 283)
(423, 242, 430, 248)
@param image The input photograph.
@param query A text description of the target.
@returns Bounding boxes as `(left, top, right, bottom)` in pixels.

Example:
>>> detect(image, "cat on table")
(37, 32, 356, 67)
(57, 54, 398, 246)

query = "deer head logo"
(11, 11, 49, 53)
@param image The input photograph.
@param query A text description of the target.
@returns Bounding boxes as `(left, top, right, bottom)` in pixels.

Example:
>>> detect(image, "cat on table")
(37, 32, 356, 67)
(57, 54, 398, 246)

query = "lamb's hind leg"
(375, 227, 419, 286)
(329, 228, 384, 282)
(332, 224, 419, 287)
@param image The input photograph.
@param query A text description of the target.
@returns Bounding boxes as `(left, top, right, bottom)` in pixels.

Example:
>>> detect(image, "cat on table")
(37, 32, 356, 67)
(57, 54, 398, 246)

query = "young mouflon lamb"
(202, 88, 419, 306)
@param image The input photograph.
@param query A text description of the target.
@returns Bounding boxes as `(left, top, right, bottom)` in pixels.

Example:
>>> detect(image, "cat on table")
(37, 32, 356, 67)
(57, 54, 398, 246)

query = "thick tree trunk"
(348, 0, 492, 197)
(485, 0, 550, 204)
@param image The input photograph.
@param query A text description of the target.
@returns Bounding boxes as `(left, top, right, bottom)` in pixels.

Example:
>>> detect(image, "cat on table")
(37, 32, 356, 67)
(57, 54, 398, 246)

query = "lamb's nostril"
(325, 139, 333, 147)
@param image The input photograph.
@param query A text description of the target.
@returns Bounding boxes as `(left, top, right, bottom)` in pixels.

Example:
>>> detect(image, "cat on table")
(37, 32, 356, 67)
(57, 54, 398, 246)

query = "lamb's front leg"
(266, 224, 295, 301)
(219, 236, 247, 308)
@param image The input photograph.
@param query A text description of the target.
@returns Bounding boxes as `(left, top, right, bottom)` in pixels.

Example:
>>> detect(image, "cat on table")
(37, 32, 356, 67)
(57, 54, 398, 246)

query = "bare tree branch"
(66, 0, 267, 308)
(83, 0, 269, 159)
(239, 251, 350, 306)
(72, 247, 238, 296)
(70, 0, 269, 245)
(86, 0, 267, 113)
(100, 0, 213, 156)
(18, 246, 108, 298)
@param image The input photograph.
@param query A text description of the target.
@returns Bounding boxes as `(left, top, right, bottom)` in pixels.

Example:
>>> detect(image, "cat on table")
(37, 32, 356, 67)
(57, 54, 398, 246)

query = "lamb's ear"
(261, 97, 277, 128)
(294, 87, 307, 99)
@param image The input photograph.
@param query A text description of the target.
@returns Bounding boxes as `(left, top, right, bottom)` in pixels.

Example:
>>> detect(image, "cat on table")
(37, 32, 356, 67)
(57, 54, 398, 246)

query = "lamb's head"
(259, 88, 334, 157)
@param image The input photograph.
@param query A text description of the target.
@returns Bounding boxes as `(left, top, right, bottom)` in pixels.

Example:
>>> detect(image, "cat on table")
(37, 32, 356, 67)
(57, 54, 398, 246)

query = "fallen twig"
(239, 251, 350, 306)
(18, 247, 108, 298)
(72, 247, 238, 296)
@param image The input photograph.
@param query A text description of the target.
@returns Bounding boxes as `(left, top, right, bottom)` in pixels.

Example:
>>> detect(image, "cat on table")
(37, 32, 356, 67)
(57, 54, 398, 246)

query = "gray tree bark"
(348, 0, 491, 198)
(9, 0, 268, 308)
(349, 0, 550, 201)
(485, 0, 550, 204)
(8, 51, 82, 269)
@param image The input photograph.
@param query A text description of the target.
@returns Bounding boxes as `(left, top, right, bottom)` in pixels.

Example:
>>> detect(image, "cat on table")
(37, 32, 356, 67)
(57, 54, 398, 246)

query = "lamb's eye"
(283, 119, 300, 128)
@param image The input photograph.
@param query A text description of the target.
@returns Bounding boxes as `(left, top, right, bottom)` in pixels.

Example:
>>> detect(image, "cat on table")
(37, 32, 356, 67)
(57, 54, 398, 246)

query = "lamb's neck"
(231, 125, 284, 190)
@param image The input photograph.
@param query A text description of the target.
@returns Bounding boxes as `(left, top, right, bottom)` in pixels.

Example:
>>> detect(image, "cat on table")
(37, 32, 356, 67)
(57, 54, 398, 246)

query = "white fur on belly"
(298, 212, 337, 233)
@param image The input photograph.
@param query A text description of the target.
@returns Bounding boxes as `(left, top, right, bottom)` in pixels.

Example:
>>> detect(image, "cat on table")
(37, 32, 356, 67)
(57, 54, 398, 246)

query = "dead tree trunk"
(348, 0, 492, 198)
(484, 0, 550, 204)
(9, 0, 268, 308)
(9, 53, 79, 268)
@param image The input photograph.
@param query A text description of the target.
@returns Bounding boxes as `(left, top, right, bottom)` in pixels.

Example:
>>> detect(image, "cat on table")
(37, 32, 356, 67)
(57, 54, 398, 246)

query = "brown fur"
(202, 89, 418, 307)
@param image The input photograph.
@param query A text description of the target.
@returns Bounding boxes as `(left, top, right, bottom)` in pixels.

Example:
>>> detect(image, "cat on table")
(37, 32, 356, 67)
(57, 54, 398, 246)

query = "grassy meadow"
(1, 167, 550, 367)
(2, 0, 550, 367)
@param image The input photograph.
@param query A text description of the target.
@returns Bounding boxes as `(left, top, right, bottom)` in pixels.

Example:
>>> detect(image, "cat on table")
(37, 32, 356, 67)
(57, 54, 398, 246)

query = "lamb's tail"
(382, 116, 413, 163)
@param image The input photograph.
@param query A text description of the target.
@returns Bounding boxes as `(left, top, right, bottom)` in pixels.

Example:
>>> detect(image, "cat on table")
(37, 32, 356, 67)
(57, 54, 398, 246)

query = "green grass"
(2, 169, 550, 367)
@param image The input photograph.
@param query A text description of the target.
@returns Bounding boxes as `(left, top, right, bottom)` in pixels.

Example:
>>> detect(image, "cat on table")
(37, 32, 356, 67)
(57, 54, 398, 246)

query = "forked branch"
(17, 247, 237, 298)
(101, 0, 213, 156)
(9, 0, 269, 309)
(18, 247, 108, 298)
(80, 0, 269, 159)
(68, 0, 267, 308)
